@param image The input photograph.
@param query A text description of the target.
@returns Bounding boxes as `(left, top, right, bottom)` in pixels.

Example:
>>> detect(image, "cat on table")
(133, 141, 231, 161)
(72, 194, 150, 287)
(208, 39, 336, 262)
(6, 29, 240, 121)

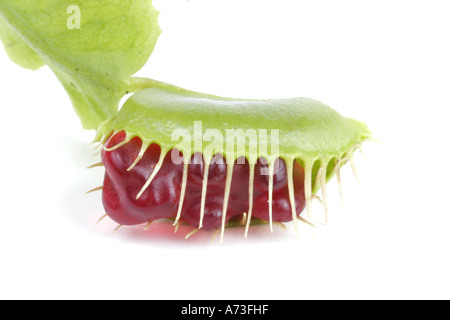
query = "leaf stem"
(126, 77, 187, 94)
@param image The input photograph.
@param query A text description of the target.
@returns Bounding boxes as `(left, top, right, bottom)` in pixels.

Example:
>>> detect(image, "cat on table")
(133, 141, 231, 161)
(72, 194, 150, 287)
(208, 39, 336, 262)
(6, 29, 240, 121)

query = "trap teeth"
(97, 85, 371, 239)
(87, 162, 104, 169)
(86, 186, 103, 194)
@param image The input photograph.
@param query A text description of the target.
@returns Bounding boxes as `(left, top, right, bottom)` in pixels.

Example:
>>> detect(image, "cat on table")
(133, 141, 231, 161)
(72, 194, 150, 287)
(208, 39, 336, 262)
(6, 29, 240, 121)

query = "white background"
(1, 0, 449, 300)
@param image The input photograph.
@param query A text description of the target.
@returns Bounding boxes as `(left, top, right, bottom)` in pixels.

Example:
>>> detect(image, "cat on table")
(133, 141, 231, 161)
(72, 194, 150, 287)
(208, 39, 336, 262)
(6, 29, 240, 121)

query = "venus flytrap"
(0, 1, 372, 240)
(97, 85, 371, 241)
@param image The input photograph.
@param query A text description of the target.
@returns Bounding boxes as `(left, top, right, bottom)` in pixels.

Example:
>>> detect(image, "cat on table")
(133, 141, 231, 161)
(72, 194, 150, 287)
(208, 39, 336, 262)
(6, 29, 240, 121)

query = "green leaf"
(0, 15, 44, 70)
(0, 0, 161, 130)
